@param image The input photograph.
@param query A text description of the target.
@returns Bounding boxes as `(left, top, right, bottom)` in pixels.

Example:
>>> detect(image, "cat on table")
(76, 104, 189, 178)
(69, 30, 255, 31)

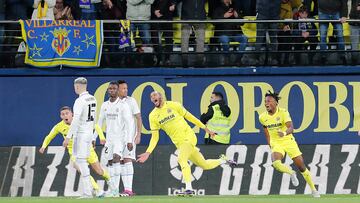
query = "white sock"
(107, 164, 115, 191)
(122, 162, 134, 192)
(113, 162, 121, 191)
(185, 182, 193, 190)
(76, 158, 92, 196)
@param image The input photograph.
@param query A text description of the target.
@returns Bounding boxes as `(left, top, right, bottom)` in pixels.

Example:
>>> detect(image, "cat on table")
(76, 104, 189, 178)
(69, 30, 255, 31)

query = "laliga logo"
(169, 149, 203, 182)
(50, 27, 71, 57)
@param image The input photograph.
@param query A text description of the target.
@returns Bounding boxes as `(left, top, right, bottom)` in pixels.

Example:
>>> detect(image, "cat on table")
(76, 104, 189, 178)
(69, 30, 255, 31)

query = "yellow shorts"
(69, 147, 99, 164)
(270, 137, 302, 159)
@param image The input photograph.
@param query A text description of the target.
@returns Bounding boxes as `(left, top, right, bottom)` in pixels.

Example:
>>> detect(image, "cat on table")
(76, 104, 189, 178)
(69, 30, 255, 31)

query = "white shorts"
(72, 136, 91, 160)
(104, 140, 123, 161)
(104, 140, 136, 160)
(122, 143, 136, 160)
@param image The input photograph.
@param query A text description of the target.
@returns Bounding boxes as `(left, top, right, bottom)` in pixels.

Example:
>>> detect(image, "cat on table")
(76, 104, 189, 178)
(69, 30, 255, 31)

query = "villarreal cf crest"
(50, 28, 71, 57)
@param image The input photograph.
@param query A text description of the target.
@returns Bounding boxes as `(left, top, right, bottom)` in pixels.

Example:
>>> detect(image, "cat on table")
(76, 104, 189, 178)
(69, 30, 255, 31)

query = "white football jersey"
(97, 97, 133, 143)
(121, 96, 140, 139)
(67, 91, 97, 141)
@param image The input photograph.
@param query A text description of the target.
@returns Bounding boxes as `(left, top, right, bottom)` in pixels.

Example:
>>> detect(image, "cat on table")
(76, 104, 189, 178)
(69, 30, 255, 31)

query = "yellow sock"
(90, 176, 99, 191)
(301, 168, 316, 191)
(102, 170, 110, 182)
(272, 160, 294, 175)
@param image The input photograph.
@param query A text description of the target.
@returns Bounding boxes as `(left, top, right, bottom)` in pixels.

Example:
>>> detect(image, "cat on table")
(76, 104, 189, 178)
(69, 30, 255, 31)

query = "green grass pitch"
(0, 195, 359, 203)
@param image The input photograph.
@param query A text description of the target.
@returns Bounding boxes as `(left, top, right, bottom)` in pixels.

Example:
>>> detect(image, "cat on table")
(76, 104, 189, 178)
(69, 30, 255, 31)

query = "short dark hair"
(298, 5, 309, 14)
(60, 106, 72, 112)
(117, 80, 127, 85)
(212, 91, 224, 100)
(265, 90, 281, 103)
(109, 81, 119, 86)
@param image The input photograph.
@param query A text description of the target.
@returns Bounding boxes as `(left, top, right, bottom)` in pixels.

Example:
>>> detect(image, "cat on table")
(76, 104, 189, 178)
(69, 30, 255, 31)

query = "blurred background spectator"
(127, 0, 154, 65)
(177, 0, 206, 67)
(255, 0, 281, 65)
(151, 0, 176, 66)
(318, 0, 348, 64)
(277, 0, 293, 65)
(54, 0, 73, 20)
(303, 0, 318, 17)
(349, 0, 360, 64)
(31, 0, 55, 20)
(293, 5, 318, 64)
(213, 0, 247, 65)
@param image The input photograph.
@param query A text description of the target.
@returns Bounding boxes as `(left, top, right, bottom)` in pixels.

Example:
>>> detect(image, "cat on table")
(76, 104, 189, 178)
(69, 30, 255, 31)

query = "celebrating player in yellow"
(259, 91, 320, 198)
(137, 91, 237, 196)
(39, 106, 110, 196)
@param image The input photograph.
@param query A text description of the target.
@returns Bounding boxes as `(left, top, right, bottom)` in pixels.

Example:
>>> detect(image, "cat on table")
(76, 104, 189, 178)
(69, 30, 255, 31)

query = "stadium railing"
(0, 19, 359, 68)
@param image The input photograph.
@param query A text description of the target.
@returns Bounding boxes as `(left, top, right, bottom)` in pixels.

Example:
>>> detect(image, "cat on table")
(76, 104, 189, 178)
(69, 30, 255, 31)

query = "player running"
(137, 91, 237, 196)
(39, 106, 110, 197)
(258, 91, 320, 198)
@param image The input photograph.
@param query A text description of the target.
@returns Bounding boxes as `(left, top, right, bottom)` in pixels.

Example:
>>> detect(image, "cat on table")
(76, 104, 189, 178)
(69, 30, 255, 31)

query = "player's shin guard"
(272, 160, 294, 175)
(76, 158, 92, 196)
(122, 162, 134, 192)
(301, 168, 316, 191)
(113, 162, 121, 190)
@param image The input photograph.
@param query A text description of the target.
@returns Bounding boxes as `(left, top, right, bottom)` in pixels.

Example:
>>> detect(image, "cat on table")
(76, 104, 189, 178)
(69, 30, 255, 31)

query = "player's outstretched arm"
(184, 111, 206, 129)
(39, 126, 59, 154)
(137, 130, 159, 163)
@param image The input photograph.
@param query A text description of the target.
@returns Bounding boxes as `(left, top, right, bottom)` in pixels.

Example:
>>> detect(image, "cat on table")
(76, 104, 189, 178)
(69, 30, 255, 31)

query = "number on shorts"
(104, 146, 108, 154)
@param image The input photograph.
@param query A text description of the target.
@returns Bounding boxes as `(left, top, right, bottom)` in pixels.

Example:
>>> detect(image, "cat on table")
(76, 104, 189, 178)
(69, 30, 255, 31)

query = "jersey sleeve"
(259, 114, 266, 127)
(41, 124, 60, 148)
(172, 102, 187, 117)
(94, 104, 106, 140)
(149, 112, 160, 131)
(123, 104, 135, 143)
(284, 110, 292, 123)
(67, 99, 82, 139)
(130, 98, 140, 115)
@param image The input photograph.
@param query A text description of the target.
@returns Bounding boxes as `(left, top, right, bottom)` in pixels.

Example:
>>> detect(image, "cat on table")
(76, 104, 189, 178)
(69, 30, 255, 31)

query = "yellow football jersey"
(41, 120, 74, 151)
(41, 121, 105, 152)
(259, 107, 294, 142)
(149, 101, 197, 147)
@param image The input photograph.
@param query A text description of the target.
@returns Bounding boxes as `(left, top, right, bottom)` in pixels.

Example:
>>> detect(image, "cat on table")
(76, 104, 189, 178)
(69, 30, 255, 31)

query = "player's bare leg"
(271, 152, 299, 186)
(90, 161, 110, 182)
(292, 155, 319, 197)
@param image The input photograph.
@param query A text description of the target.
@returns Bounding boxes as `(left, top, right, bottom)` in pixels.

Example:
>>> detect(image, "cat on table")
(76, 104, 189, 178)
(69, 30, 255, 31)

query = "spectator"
(318, 0, 348, 64)
(151, 0, 176, 66)
(77, 0, 103, 20)
(293, 5, 318, 64)
(255, 0, 282, 65)
(127, 0, 154, 65)
(349, 0, 360, 65)
(200, 92, 231, 145)
(54, 0, 73, 20)
(278, 0, 293, 65)
(303, 0, 318, 17)
(176, 0, 206, 67)
(31, 0, 56, 20)
(213, 0, 248, 65)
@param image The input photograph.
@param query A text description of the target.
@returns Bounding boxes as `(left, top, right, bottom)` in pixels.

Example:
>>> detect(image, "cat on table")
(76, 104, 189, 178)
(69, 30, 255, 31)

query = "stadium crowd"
(0, 0, 359, 67)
